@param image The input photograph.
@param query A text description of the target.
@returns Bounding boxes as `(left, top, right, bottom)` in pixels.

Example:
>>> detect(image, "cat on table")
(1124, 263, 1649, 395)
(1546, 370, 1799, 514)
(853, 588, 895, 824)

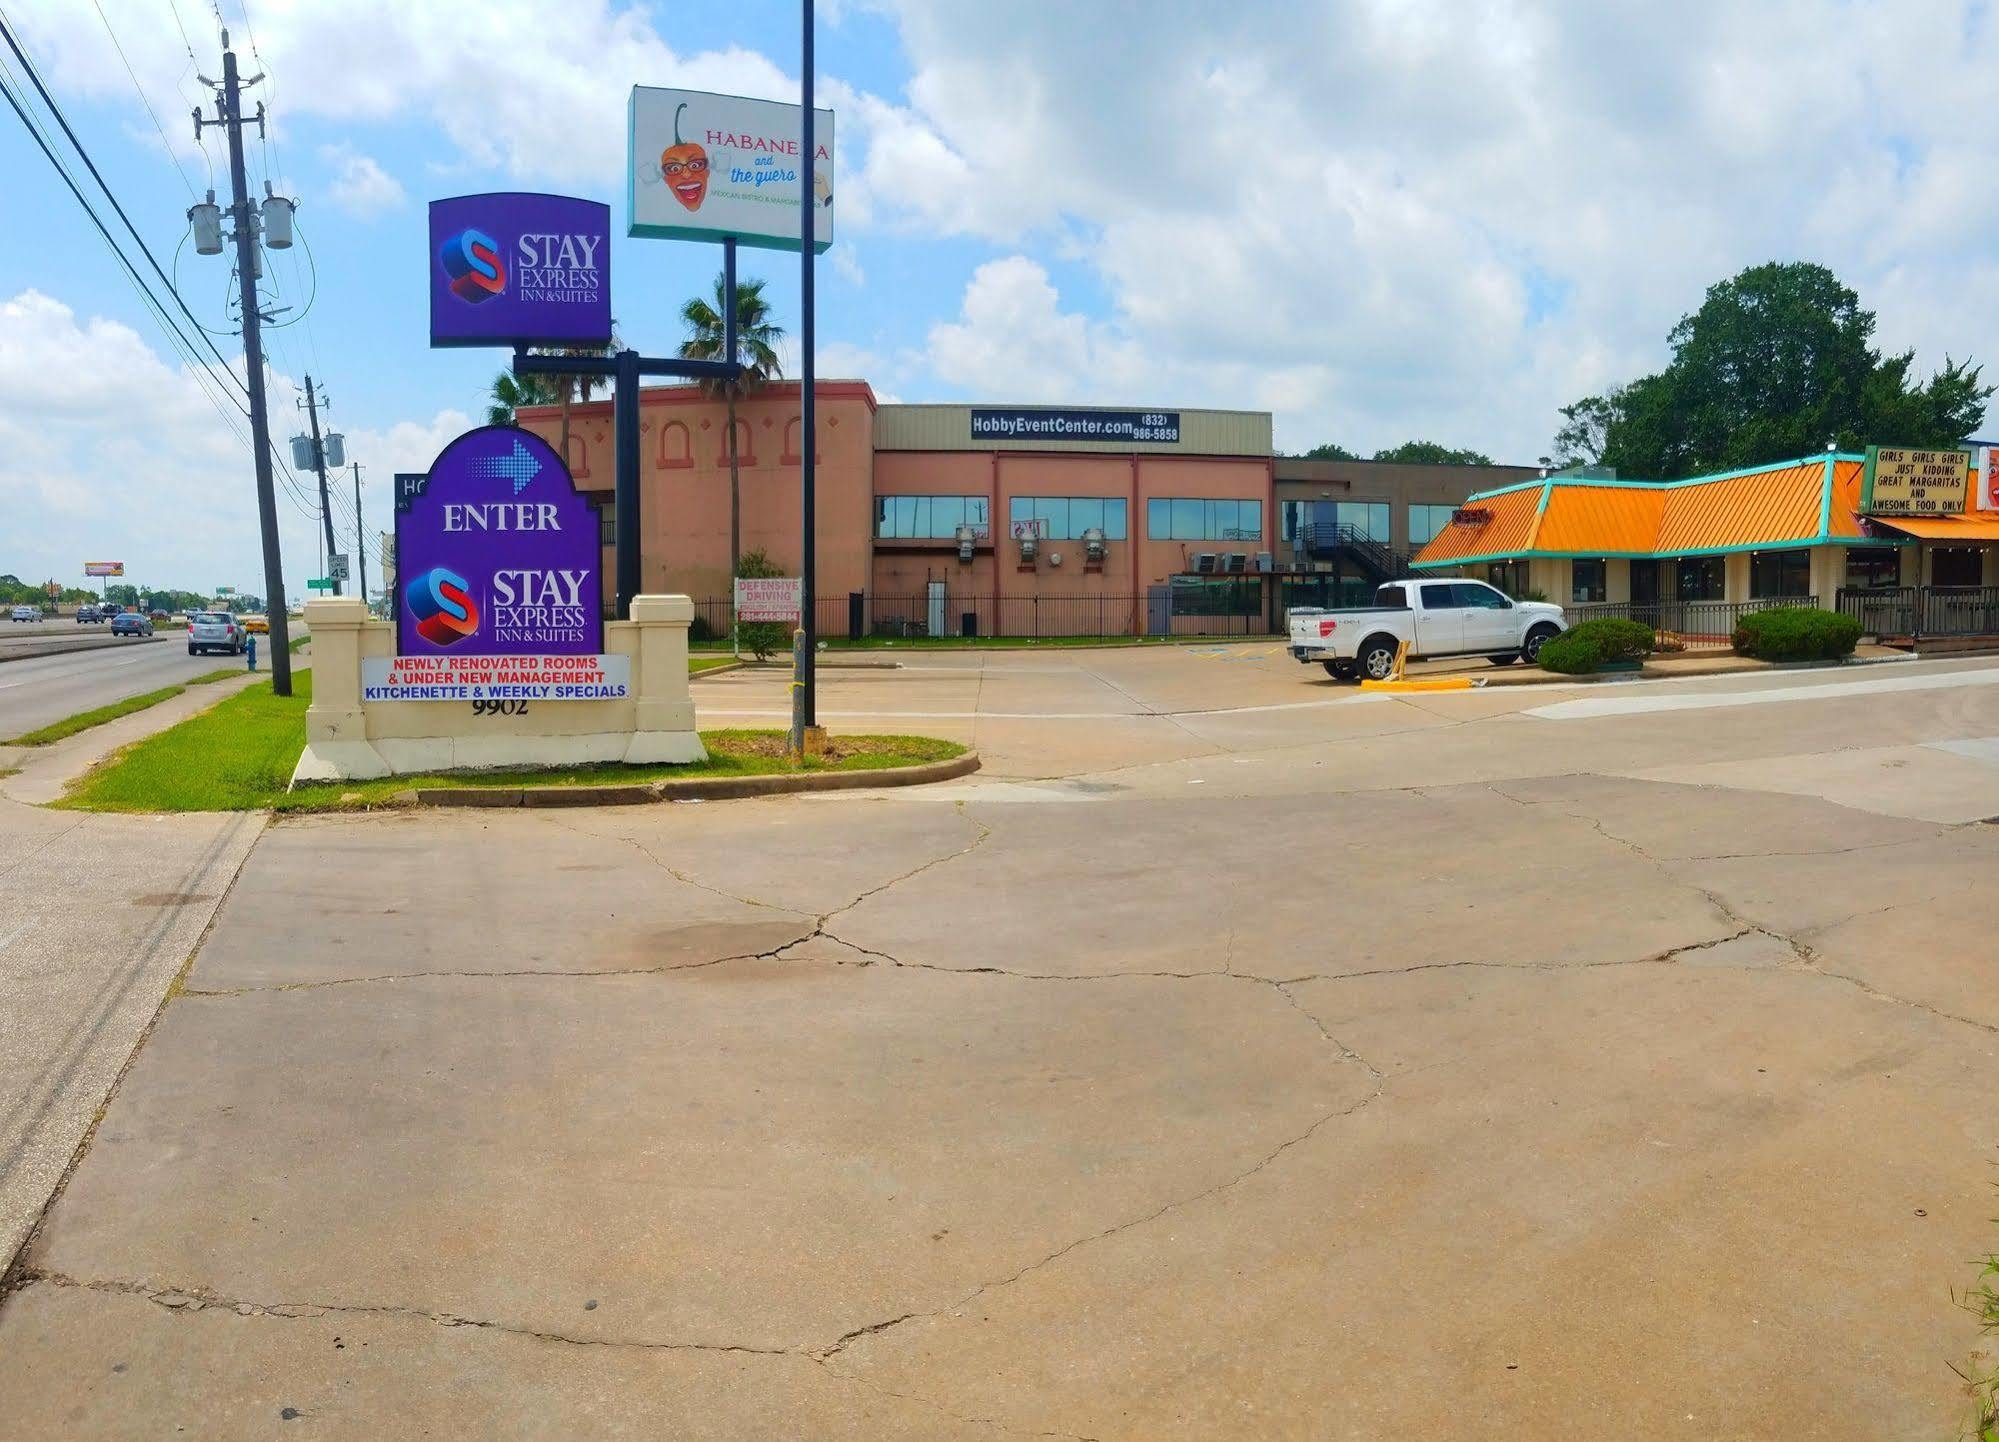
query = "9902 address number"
(473, 699, 529, 716)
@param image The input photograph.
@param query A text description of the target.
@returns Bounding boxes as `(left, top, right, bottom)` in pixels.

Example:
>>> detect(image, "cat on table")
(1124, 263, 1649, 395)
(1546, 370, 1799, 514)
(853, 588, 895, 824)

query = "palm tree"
(487, 370, 554, 427)
(680, 276, 784, 577)
(486, 332, 622, 454)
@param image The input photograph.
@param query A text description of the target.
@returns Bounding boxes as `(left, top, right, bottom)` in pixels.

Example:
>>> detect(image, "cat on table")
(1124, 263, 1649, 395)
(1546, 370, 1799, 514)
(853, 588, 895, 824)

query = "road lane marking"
(1524, 665, 1999, 720)
(0, 650, 165, 690)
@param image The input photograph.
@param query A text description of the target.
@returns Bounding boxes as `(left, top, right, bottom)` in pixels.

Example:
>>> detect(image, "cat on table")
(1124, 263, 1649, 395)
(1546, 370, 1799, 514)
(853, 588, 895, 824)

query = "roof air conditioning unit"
(1081, 527, 1107, 562)
(955, 524, 976, 563)
(1255, 552, 1274, 572)
(1223, 552, 1247, 574)
(1193, 553, 1218, 575)
(1018, 533, 1038, 563)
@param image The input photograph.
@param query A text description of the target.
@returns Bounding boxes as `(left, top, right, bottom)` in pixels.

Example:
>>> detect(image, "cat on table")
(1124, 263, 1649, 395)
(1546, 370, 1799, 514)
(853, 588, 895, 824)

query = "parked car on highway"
(9, 605, 39, 622)
(149, 609, 169, 624)
(187, 611, 244, 656)
(1288, 578, 1567, 681)
(75, 606, 103, 624)
(111, 612, 155, 637)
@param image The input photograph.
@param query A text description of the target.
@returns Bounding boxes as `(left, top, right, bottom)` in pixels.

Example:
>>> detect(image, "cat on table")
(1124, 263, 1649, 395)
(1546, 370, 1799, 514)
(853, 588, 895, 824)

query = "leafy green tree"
(681, 275, 785, 579)
(1299, 442, 1359, 460)
(1556, 262, 1991, 475)
(487, 370, 556, 427)
(1371, 441, 1494, 466)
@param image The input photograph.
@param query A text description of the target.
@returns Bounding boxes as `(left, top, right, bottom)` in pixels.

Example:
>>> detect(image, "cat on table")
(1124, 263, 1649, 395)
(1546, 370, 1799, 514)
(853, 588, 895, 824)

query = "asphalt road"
(0, 639, 251, 738)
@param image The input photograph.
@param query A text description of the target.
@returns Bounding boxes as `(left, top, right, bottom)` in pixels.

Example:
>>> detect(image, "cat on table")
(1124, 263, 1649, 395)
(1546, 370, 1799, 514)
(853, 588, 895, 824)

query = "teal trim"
(1410, 535, 1906, 570)
(1817, 453, 1836, 540)
(1536, 480, 1555, 512)
(1459, 453, 1868, 506)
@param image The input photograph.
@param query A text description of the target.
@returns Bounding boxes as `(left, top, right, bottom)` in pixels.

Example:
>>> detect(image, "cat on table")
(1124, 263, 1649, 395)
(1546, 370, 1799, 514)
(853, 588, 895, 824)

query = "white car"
(1288, 577, 1567, 680)
(9, 605, 39, 622)
(187, 611, 244, 656)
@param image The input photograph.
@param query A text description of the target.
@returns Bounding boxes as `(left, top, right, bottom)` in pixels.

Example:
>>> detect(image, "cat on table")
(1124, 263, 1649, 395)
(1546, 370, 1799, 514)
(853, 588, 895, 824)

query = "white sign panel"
(361, 653, 630, 703)
(734, 576, 803, 624)
(629, 86, 833, 254)
(329, 553, 350, 581)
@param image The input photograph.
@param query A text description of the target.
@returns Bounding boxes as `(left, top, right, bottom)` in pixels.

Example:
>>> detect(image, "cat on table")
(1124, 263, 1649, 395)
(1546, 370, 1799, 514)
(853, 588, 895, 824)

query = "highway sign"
(306, 578, 335, 591)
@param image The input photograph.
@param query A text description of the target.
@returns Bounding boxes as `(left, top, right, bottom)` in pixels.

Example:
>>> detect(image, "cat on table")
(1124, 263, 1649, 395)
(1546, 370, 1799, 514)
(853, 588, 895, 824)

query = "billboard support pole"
(614, 348, 641, 619)
(800, 0, 818, 726)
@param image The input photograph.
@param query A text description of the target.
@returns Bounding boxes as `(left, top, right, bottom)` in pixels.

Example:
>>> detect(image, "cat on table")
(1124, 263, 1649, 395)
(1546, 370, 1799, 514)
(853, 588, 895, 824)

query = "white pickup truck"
(1288, 578, 1567, 680)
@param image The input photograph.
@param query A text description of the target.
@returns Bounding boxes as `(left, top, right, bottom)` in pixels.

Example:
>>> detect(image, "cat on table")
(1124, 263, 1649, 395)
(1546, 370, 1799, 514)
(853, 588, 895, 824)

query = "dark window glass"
(1170, 577, 1259, 615)
(1933, 547, 1983, 587)
(1376, 585, 1408, 608)
(1281, 500, 1304, 542)
(1843, 548, 1901, 589)
(1571, 558, 1607, 604)
(1458, 583, 1511, 609)
(1750, 549, 1810, 599)
(1675, 556, 1725, 600)
(1419, 583, 1458, 609)
(875, 495, 992, 539)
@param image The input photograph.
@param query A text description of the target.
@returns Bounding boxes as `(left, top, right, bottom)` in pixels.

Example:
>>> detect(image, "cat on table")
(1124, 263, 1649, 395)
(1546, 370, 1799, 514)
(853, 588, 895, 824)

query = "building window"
(1750, 549, 1811, 599)
(1169, 576, 1259, 616)
(599, 503, 614, 548)
(1486, 560, 1529, 598)
(1934, 547, 1984, 587)
(1843, 549, 1901, 590)
(1409, 504, 1456, 547)
(1146, 498, 1264, 541)
(1569, 558, 1607, 603)
(876, 495, 991, 539)
(1007, 496, 1127, 541)
(1332, 501, 1389, 542)
(1675, 556, 1725, 600)
(1281, 499, 1303, 542)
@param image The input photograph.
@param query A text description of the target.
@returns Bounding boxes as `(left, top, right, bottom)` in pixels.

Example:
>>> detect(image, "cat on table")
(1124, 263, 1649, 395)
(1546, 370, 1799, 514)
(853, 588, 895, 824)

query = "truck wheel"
(1357, 636, 1400, 680)
(1488, 652, 1520, 666)
(1523, 624, 1560, 663)
(1322, 660, 1358, 681)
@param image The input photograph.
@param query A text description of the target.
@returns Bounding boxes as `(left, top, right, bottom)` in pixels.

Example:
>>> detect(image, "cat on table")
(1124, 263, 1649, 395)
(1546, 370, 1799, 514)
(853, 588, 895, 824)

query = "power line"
(0, 11, 250, 402)
(90, 0, 194, 200)
(162, 0, 214, 188)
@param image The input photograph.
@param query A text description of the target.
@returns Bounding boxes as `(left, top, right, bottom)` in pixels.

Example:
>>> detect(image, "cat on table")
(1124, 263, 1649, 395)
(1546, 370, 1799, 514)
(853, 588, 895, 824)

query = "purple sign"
(394, 426, 604, 657)
(428, 192, 611, 348)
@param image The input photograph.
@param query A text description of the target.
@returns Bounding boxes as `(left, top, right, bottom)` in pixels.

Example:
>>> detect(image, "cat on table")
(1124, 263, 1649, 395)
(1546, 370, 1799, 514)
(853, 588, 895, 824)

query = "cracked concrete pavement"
(2, 646, 1999, 1439)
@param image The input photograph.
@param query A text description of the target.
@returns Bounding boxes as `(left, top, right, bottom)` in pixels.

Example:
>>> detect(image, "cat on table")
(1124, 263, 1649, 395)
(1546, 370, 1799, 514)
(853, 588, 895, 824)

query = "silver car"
(187, 611, 243, 656)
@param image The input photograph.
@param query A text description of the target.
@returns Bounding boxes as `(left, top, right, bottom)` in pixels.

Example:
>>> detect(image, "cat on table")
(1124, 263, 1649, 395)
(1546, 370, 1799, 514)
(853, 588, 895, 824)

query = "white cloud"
(829, 242, 866, 287)
(320, 144, 405, 218)
(0, 289, 459, 599)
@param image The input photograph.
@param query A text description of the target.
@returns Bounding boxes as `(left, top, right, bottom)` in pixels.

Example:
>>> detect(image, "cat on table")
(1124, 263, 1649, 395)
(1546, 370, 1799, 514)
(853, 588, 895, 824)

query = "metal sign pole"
(799, 0, 817, 726)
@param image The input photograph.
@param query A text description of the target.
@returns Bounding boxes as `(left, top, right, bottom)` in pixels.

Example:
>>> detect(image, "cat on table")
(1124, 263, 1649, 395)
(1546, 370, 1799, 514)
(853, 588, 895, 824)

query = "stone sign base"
(293, 595, 706, 786)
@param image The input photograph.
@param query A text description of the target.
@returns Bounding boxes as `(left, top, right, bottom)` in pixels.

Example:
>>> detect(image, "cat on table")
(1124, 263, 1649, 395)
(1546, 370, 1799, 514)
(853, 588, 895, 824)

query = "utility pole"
(351, 462, 368, 605)
(300, 375, 340, 595)
(799, 0, 818, 725)
(194, 30, 292, 694)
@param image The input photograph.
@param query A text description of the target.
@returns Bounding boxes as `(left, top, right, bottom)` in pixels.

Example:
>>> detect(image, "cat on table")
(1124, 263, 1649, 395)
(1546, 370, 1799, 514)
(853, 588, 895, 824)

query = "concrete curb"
(688, 660, 746, 679)
(0, 635, 161, 665)
(400, 750, 981, 809)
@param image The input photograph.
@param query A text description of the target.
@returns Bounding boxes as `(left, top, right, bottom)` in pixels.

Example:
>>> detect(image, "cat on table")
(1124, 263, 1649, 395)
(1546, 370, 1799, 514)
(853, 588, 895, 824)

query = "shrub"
(689, 613, 715, 644)
(1535, 631, 1603, 674)
(1537, 617, 1654, 673)
(1567, 616, 1655, 662)
(1731, 607, 1862, 662)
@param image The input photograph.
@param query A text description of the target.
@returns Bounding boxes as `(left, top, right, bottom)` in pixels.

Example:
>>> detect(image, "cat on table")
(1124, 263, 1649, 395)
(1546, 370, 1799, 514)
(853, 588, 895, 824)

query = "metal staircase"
(1297, 523, 1416, 582)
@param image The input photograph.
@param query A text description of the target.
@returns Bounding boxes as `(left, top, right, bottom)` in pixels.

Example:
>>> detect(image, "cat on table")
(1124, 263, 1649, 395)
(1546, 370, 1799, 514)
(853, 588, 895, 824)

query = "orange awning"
(1868, 515, 1999, 541)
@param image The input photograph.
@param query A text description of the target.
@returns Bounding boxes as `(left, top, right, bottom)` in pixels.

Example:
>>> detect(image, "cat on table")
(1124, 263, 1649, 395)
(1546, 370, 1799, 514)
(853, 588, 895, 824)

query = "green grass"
(1960, 1248, 1999, 1441)
(188, 667, 243, 685)
(7, 684, 190, 746)
(690, 633, 1275, 653)
(59, 670, 964, 813)
(688, 655, 736, 673)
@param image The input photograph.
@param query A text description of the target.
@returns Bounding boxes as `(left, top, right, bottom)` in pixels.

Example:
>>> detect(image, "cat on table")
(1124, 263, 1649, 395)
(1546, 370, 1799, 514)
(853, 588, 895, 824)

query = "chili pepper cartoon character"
(660, 103, 709, 212)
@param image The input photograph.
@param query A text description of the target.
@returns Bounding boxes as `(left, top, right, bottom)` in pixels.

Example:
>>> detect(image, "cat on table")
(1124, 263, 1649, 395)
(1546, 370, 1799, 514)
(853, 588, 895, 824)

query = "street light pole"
(799, 0, 817, 726)
(198, 31, 292, 695)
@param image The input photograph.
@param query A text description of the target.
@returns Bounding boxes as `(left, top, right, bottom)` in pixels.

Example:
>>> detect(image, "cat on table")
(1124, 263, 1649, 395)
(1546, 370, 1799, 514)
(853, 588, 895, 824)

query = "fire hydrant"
(245, 633, 258, 672)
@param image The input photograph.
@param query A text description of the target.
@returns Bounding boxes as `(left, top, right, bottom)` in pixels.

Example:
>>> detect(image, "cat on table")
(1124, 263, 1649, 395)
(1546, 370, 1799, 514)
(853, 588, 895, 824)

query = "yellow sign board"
(1862, 446, 1970, 516)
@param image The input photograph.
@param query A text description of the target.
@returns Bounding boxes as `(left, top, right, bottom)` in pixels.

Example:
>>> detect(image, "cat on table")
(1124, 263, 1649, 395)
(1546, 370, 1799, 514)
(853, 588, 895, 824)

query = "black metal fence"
(684, 593, 1278, 642)
(1565, 595, 1814, 644)
(1835, 585, 1999, 638)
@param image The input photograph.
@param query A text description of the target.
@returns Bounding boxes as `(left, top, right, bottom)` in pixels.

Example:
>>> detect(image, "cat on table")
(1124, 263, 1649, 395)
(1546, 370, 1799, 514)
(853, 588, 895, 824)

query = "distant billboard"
(84, 561, 124, 577)
(628, 86, 833, 254)
(428, 193, 612, 349)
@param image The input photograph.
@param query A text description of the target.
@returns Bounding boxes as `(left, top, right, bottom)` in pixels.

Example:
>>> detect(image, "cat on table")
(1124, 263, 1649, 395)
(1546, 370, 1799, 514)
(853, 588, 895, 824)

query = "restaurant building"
(515, 383, 1521, 636)
(1411, 448, 1999, 637)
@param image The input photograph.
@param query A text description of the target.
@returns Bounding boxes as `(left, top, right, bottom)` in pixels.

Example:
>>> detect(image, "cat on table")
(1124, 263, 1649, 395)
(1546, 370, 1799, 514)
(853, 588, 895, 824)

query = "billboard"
(734, 576, 802, 624)
(1980, 444, 1999, 512)
(1861, 445, 1971, 517)
(84, 561, 124, 577)
(628, 86, 833, 254)
(374, 426, 626, 703)
(428, 193, 612, 349)
(971, 408, 1182, 445)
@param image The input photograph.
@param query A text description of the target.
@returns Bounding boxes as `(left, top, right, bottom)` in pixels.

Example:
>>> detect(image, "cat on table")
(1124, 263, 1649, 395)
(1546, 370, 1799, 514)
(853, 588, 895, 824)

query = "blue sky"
(3, 0, 1996, 595)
